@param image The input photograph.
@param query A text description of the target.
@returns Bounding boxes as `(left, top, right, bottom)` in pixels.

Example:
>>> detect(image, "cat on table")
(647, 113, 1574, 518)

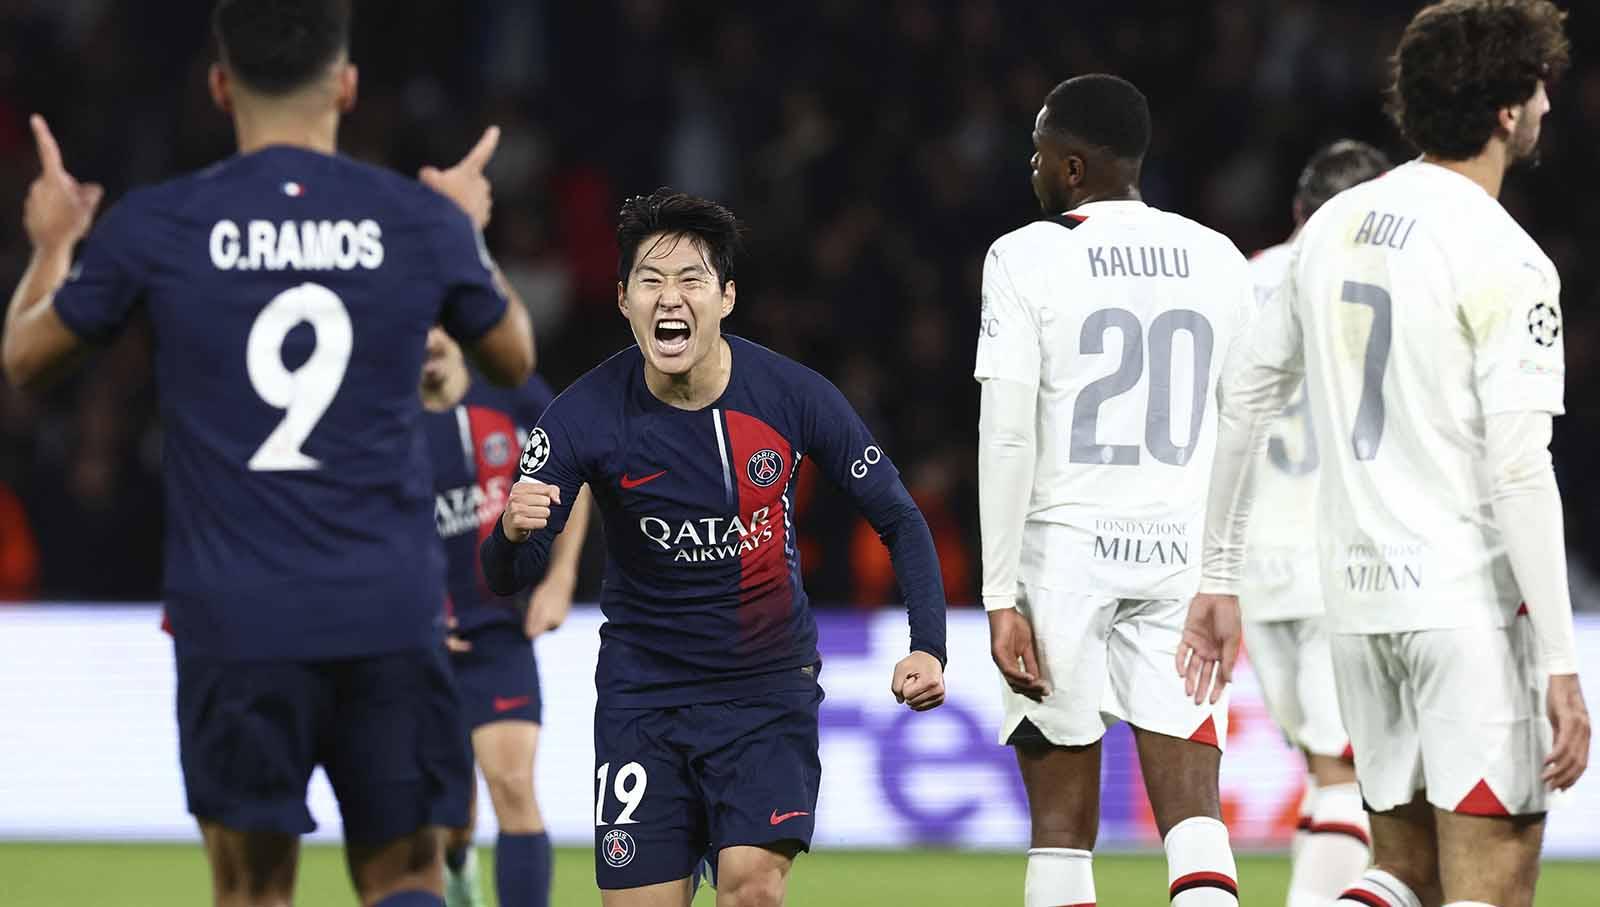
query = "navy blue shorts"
(450, 622, 542, 730)
(592, 682, 823, 890)
(175, 646, 472, 845)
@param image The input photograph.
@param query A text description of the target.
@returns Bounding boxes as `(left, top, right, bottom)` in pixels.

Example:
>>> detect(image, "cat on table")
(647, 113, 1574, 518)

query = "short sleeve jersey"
(51, 147, 507, 659)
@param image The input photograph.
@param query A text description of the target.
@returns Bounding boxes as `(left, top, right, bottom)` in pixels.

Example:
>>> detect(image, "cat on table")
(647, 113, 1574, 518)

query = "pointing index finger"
(459, 125, 501, 172)
(31, 114, 65, 176)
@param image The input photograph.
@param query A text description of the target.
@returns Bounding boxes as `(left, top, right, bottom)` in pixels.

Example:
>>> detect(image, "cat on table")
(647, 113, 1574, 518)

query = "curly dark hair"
(1388, 0, 1570, 160)
(616, 188, 744, 288)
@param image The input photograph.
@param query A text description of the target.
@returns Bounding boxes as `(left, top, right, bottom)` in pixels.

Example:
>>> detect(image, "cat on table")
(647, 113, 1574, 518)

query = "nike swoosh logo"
(620, 470, 667, 489)
(493, 696, 531, 713)
(769, 810, 810, 826)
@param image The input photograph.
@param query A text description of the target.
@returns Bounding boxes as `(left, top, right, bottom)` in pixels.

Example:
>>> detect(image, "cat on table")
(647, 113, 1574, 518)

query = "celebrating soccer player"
(1242, 140, 1391, 907)
(1187, 2, 1590, 905)
(419, 327, 591, 907)
(976, 74, 1256, 907)
(481, 189, 948, 906)
(1, 1, 535, 904)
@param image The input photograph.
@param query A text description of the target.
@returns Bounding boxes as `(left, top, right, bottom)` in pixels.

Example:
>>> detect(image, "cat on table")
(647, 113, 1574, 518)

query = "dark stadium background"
(1, 0, 1598, 611)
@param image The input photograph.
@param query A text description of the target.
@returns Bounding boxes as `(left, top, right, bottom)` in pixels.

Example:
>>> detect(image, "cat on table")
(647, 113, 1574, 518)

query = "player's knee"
(1028, 808, 1097, 851)
(1375, 859, 1440, 902)
(482, 764, 538, 819)
(717, 866, 787, 907)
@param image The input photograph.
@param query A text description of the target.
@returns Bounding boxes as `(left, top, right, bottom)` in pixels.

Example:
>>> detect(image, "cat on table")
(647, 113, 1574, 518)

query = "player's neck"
(420, 369, 470, 413)
(1423, 143, 1508, 199)
(1071, 185, 1141, 208)
(232, 106, 340, 156)
(645, 337, 732, 411)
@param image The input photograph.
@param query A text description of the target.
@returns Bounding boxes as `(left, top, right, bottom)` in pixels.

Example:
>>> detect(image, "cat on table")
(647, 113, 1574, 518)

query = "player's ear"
(208, 63, 232, 116)
(1497, 102, 1520, 138)
(720, 281, 736, 319)
(337, 64, 359, 115)
(1065, 153, 1086, 187)
(617, 281, 628, 319)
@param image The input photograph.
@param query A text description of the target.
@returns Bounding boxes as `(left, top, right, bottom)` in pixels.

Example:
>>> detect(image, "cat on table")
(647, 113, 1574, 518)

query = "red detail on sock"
(1455, 779, 1510, 816)
(1295, 815, 1313, 831)
(1308, 821, 1372, 847)
(1169, 871, 1238, 899)
(1336, 888, 1388, 907)
(1516, 602, 1529, 616)
(1340, 742, 1355, 762)
(1188, 716, 1219, 749)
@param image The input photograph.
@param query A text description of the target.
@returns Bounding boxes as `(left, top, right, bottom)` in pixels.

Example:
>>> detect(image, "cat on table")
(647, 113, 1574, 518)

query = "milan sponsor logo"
(602, 829, 636, 868)
(747, 448, 784, 487)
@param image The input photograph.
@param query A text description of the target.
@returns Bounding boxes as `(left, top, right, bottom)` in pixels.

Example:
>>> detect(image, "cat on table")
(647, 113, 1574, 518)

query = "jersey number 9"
(245, 282, 353, 471)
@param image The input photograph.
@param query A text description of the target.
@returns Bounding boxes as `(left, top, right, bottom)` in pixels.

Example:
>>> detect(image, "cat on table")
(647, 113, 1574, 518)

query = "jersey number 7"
(245, 282, 353, 471)
(1341, 280, 1392, 462)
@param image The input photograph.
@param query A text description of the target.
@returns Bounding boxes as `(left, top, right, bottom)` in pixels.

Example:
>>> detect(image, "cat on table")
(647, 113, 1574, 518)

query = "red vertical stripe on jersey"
(722, 410, 797, 649)
(466, 405, 518, 595)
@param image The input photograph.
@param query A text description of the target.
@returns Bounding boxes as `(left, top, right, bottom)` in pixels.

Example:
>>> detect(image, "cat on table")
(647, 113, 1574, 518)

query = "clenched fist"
(891, 650, 946, 712)
(500, 479, 562, 542)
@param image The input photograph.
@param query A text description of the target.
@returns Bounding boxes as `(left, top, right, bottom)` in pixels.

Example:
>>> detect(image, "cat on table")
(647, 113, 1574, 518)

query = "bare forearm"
(3, 244, 76, 388)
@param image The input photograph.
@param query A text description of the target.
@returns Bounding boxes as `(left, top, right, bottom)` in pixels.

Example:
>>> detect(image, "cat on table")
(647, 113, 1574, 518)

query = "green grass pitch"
(1, 844, 1596, 905)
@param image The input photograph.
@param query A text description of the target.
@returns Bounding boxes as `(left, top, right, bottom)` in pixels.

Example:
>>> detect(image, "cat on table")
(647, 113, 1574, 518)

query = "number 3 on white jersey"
(245, 282, 352, 471)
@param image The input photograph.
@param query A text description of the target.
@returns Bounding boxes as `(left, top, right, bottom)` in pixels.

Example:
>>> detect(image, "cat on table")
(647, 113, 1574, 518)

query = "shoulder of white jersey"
(987, 217, 1084, 260)
(1247, 241, 1294, 290)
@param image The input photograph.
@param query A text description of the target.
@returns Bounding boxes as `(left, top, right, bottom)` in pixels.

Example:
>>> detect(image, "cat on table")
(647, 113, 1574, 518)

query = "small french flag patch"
(282, 181, 304, 197)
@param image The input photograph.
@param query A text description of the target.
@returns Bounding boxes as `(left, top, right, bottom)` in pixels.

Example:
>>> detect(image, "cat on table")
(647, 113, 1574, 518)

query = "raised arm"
(481, 409, 586, 595)
(3, 116, 105, 390)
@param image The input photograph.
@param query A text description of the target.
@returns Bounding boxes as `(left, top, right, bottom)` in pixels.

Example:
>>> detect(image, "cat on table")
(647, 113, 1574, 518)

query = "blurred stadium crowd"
(1, 0, 1597, 607)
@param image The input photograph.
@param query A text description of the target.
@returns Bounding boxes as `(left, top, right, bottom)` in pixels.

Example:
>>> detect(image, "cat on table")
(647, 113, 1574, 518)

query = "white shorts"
(999, 588, 1229, 750)
(1331, 618, 1549, 816)
(1245, 617, 1351, 759)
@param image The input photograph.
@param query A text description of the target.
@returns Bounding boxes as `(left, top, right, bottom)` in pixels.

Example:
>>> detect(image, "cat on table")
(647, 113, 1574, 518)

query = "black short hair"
(1295, 140, 1393, 218)
(616, 189, 744, 288)
(212, 0, 352, 96)
(1039, 74, 1151, 161)
(1388, 0, 1569, 160)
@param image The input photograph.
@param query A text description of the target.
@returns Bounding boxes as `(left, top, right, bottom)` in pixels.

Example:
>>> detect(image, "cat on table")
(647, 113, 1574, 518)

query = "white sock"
(1025, 847, 1095, 907)
(1289, 783, 1371, 904)
(1164, 816, 1239, 905)
(1337, 869, 1422, 907)
(1292, 778, 1319, 864)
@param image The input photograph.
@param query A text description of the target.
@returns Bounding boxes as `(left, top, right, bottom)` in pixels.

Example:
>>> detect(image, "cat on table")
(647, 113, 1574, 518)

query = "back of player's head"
(1294, 140, 1392, 220)
(617, 189, 744, 288)
(1388, 0, 1569, 160)
(1039, 74, 1151, 162)
(212, 0, 353, 96)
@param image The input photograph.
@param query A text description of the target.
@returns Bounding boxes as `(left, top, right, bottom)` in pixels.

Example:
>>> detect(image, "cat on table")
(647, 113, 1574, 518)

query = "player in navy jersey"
(419, 326, 592, 907)
(1, 2, 533, 905)
(481, 189, 949, 906)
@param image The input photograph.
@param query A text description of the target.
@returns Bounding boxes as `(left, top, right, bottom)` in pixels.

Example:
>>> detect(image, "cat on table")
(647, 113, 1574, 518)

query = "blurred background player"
(0, 1, 534, 904)
(419, 327, 592, 907)
(977, 74, 1255, 907)
(1242, 139, 1391, 907)
(1190, 2, 1590, 905)
(483, 189, 948, 907)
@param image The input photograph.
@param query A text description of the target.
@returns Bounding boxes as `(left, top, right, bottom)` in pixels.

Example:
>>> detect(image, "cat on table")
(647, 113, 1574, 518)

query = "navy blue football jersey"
(425, 373, 556, 634)
(482, 336, 947, 707)
(52, 146, 508, 660)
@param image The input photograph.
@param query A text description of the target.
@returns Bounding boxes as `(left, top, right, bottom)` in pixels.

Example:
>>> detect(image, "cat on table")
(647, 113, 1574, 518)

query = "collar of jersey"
(1066, 199, 1149, 217)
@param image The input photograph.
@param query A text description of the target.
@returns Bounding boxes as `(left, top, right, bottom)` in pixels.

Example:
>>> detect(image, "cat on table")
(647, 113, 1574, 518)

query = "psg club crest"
(747, 448, 784, 488)
(602, 829, 636, 868)
(482, 432, 512, 468)
(520, 428, 550, 475)
(1528, 301, 1561, 348)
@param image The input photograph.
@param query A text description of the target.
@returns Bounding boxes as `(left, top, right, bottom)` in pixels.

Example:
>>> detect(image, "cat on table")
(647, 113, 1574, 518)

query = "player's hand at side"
(523, 575, 574, 640)
(891, 650, 945, 712)
(1544, 673, 1591, 791)
(500, 479, 561, 543)
(419, 125, 499, 231)
(1176, 592, 1242, 705)
(24, 115, 103, 252)
(989, 607, 1049, 702)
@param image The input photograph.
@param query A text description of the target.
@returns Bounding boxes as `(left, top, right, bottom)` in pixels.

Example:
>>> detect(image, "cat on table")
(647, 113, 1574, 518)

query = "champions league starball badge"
(520, 427, 550, 474)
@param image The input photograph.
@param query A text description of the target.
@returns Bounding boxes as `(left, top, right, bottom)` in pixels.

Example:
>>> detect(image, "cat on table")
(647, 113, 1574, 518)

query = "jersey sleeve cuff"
(1197, 577, 1238, 596)
(982, 594, 1017, 612)
(911, 641, 948, 668)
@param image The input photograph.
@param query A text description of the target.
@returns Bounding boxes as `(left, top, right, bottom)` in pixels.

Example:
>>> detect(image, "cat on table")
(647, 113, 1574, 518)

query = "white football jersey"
(1240, 242, 1323, 621)
(1243, 160, 1565, 633)
(976, 200, 1256, 601)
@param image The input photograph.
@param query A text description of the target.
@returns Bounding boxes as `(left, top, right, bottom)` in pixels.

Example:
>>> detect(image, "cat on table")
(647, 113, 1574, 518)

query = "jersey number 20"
(245, 283, 353, 471)
(1070, 307, 1215, 467)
